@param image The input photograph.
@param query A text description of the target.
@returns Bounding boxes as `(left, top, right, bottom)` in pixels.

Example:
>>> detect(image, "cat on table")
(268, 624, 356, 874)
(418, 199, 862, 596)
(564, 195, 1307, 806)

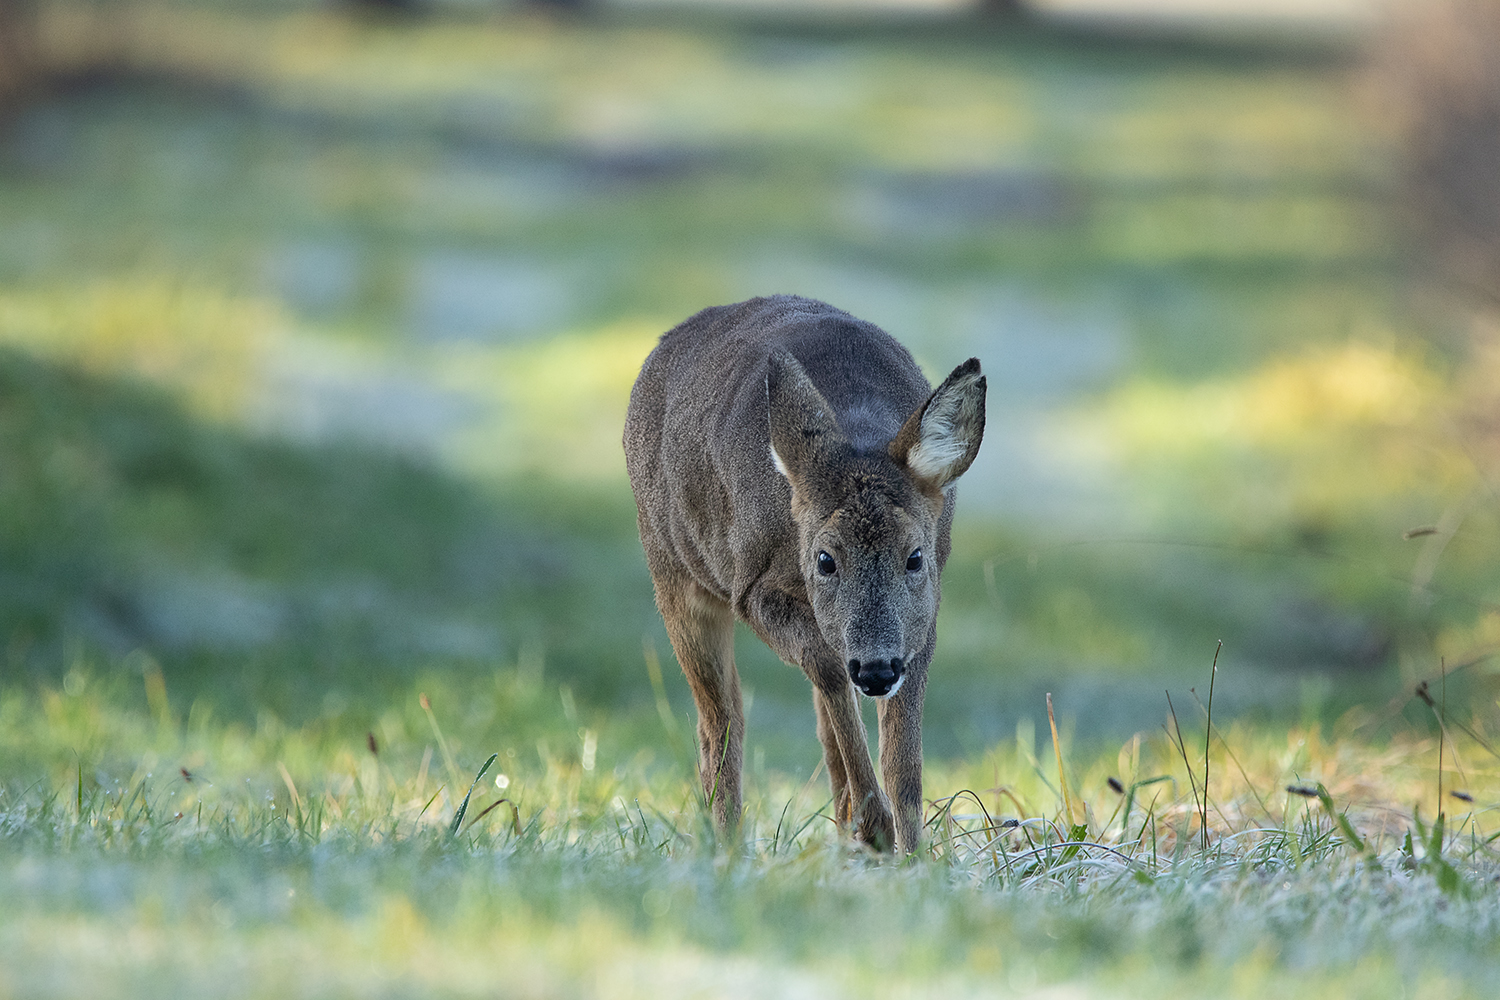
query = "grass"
(0, 344, 662, 722)
(4, 655, 1500, 998)
(4, 1, 1500, 995)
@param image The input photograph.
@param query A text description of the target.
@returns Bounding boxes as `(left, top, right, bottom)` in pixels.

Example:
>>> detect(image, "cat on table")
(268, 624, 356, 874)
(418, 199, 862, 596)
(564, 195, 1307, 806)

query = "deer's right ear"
(767, 349, 844, 487)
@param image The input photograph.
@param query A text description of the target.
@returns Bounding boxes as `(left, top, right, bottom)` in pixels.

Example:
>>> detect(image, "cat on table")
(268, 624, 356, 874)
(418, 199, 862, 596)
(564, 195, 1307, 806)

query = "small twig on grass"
(465, 796, 521, 837)
(1164, 691, 1203, 848)
(1046, 693, 1077, 829)
(1201, 640, 1221, 852)
(1188, 688, 1275, 826)
(420, 693, 463, 796)
(1414, 660, 1470, 821)
(1440, 659, 1446, 819)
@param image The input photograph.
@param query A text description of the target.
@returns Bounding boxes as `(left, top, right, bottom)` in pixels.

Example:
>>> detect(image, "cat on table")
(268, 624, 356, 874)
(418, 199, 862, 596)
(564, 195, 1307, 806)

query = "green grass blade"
(449, 753, 499, 839)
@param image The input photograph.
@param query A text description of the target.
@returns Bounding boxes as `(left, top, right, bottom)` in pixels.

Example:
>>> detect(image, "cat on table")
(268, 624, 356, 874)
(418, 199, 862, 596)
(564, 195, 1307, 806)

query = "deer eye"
(816, 551, 837, 576)
(906, 548, 923, 573)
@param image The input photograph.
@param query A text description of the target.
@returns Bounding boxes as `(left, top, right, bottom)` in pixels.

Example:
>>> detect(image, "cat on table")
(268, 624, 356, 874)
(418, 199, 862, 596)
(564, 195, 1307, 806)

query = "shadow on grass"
(0, 345, 661, 723)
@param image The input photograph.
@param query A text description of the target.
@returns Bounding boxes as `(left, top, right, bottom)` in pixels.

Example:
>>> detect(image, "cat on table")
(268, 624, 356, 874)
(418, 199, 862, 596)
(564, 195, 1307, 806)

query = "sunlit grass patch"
(436, 320, 663, 482)
(0, 280, 284, 421)
(0, 274, 658, 486)
(1100, 341, 1442, 455)
(1078, 338, 1465, 532)
(1056, 339, 1500, 679)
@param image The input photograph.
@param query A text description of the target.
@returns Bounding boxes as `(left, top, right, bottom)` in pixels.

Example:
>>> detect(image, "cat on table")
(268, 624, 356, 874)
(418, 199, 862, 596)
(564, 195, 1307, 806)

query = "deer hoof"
(854, 801, 897, 853)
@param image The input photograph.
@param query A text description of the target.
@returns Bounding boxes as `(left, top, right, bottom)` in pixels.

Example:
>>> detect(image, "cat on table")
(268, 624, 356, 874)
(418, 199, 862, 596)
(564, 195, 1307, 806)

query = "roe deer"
(623, 295, 985, 852)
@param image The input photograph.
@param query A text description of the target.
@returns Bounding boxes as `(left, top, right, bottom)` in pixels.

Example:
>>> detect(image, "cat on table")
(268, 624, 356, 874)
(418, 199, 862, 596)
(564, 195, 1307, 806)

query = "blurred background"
(3, 0, 1499, 771)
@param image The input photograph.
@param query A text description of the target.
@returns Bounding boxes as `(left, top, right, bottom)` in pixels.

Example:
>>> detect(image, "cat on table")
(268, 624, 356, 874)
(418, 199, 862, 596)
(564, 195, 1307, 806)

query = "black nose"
(847, 657, 904, 697)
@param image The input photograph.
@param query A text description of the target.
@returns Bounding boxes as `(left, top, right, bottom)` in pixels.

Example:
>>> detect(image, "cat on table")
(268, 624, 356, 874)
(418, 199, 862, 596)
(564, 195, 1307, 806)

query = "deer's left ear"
(767, 348, 848, 489)
(889, 358, 986, 490)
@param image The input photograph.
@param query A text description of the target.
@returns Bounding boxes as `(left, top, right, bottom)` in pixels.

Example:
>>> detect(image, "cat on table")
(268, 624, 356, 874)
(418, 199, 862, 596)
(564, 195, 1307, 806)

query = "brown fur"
(623, 295, 985, 852)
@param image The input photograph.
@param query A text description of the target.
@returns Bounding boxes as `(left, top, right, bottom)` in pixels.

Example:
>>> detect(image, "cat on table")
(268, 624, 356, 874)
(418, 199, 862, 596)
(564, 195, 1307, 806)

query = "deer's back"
(624, 295, 931, 607)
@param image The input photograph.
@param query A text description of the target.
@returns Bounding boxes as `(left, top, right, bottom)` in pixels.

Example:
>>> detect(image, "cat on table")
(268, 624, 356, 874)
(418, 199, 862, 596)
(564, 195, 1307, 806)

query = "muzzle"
(847, 657, 904, 698)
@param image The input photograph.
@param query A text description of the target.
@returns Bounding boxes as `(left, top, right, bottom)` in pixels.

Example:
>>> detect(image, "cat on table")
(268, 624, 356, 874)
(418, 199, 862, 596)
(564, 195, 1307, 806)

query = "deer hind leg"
(656, 579, 743, 836)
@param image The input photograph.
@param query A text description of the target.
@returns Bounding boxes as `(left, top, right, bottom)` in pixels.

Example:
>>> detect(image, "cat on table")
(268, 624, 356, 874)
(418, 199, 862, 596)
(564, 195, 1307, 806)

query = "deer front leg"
(813, 686, 850, 822)
(810, 658, 894, 852)
(876, 662, 927, 854)
(743, 582, 894, 850)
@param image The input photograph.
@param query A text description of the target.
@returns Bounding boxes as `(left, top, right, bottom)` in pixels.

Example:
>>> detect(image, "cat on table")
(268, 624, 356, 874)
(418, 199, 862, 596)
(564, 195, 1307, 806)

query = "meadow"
(2, 1, 1500, 995)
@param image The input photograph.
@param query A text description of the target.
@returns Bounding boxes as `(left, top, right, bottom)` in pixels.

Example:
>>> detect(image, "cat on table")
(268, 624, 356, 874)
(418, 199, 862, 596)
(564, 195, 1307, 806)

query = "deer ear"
(890, 358, 986, 490)
(767, 349, 845, 486)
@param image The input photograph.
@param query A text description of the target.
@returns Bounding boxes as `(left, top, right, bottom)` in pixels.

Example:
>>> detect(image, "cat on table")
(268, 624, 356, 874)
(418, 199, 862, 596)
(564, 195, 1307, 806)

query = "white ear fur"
(901, 361, 985, 488)
(907, 414, 972, 481)
(769, 442, 790, 479)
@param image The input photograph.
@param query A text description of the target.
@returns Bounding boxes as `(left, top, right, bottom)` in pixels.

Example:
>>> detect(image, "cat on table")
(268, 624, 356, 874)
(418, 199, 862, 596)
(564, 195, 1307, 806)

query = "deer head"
(768, 351, 986, 698)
